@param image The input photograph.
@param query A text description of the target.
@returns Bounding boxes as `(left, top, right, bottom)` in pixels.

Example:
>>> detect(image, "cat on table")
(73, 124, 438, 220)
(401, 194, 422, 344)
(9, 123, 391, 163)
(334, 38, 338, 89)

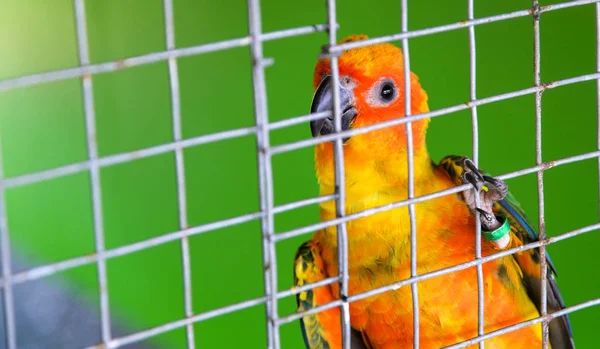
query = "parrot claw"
(463, 172, 482, 191)
(476, 207, 497, 229)
(461, 158, 485, 182)
(459, 157, 508, 231)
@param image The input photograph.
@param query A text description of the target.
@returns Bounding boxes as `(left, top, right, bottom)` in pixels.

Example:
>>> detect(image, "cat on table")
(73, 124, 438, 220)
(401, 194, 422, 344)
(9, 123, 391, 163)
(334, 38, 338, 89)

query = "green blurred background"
(0, 0, 599, 348)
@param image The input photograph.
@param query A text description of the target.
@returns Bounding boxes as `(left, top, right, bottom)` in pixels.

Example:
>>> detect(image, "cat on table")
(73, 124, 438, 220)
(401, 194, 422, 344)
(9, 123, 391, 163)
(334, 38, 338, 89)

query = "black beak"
(309, 75, 357, 141)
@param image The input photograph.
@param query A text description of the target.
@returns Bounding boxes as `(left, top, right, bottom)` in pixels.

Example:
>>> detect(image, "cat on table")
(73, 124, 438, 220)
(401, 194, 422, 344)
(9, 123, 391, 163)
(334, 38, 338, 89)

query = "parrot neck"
(317, 144, 436, 212)
(314, 144, 464, 271)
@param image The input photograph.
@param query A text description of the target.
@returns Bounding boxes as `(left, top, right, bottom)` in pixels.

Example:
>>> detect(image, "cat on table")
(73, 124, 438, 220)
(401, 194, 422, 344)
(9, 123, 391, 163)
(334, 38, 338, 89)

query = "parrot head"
(310, 34, 431, 193)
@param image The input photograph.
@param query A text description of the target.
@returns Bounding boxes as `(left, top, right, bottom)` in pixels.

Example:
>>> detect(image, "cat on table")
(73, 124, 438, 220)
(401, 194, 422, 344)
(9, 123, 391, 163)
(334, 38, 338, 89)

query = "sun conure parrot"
(293, 34, 575, 349)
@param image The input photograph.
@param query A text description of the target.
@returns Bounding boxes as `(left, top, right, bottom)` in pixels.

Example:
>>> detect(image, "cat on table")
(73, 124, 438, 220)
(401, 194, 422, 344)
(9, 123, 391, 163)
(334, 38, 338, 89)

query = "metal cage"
(0, 0, 599, 348)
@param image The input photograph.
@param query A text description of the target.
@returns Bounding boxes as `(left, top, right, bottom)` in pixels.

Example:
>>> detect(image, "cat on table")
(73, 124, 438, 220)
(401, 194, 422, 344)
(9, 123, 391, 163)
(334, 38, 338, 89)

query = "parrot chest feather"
(314, 178, 543, 348)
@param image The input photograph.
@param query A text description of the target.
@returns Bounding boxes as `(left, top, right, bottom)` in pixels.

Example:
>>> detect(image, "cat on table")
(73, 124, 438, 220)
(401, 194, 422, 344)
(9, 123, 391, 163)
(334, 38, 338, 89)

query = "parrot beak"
(309, 74, 357, 140)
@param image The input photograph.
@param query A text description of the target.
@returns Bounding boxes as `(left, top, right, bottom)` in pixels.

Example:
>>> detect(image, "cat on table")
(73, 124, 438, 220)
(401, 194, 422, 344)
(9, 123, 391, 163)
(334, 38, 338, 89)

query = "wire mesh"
(0, 0, 598, 348)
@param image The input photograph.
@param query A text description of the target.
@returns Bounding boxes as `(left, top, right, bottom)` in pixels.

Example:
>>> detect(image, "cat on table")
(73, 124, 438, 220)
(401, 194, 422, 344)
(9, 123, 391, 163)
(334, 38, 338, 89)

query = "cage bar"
(161, 0, 196, 347)
(269, 110, 331, 131)
(73, 0, 112, 345)
(399, 0, 420, 347)
(323, 0, 352, 347)
(246, 0, 280, 348)
(467, 0, 485, 347)
(596, 0, 600, 228)
(0, 140, 17, 349)
(531, 1, 550, 348)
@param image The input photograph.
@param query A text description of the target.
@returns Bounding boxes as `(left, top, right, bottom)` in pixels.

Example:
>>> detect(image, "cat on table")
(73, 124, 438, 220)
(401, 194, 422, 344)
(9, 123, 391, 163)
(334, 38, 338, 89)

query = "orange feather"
(296, 34, 546, 348)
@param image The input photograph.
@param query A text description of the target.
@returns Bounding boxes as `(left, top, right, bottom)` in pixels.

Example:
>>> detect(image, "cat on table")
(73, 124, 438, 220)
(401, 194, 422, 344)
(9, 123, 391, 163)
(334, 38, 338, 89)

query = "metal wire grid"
(0, 0, 598, 348)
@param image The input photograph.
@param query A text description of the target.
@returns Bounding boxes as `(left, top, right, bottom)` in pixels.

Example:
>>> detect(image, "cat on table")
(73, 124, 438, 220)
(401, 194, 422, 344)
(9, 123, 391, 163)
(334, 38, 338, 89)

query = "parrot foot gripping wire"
(460, 157, 511, 248)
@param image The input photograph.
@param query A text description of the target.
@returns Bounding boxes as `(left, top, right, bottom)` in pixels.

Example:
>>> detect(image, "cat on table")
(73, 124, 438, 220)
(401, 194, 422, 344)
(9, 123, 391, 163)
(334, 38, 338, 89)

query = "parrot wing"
(438, 155, 575, 349)
(495, 187, 575, 349)
(294, 241, 371, 349)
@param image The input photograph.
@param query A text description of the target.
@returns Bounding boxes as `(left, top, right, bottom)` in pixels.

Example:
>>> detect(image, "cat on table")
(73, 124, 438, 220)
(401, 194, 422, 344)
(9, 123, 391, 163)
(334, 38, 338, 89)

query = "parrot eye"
(380, 82, 395, 101)
(367, 78, 398, 107)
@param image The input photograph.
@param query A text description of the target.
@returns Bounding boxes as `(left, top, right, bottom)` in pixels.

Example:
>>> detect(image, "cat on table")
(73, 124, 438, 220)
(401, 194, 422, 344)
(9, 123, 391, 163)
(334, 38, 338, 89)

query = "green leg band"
(482, 214, 510, 242)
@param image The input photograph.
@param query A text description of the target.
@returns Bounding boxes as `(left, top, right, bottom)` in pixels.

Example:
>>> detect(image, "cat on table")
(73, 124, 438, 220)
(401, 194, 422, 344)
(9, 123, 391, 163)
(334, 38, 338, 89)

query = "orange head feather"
(310, 34, 431, 194)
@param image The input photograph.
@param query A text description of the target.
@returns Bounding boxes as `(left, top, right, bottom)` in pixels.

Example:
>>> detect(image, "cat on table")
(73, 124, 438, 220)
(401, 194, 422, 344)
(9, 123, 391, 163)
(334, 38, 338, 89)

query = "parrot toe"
(482, 175, 508, 203)
(461, 157, 484, 181)
(463, 171, 482, 191)
(459, 157, 508, 231)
